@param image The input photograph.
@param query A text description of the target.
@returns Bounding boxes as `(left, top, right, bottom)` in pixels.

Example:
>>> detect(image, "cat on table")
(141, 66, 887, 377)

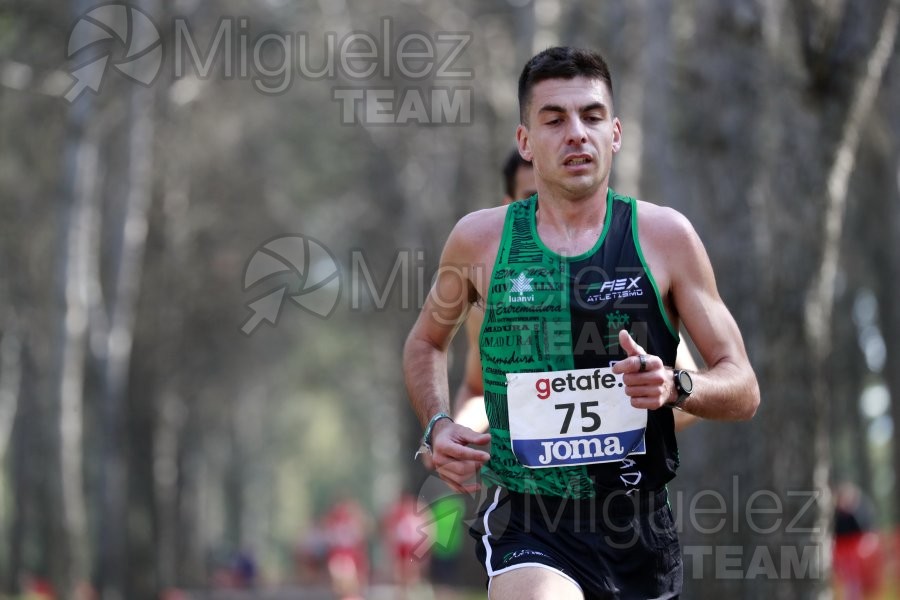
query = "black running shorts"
(470, 487, 682, 599)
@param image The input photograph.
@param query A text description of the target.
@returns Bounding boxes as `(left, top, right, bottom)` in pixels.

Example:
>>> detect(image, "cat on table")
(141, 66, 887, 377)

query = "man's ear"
(611, 117, 623, 154)
(516, 124, 532, 161)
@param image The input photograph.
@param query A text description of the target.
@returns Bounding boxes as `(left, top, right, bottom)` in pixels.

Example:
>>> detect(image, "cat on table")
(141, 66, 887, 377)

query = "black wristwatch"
(672, 369, 693, 409)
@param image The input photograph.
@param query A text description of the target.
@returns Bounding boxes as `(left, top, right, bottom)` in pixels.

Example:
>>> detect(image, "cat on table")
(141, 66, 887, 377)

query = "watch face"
(677, 370, 693, 394)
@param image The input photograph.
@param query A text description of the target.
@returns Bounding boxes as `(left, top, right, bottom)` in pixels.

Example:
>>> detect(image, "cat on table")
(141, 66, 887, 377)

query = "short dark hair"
(517, 47, 614, 124)
(502, 150, 532, 198)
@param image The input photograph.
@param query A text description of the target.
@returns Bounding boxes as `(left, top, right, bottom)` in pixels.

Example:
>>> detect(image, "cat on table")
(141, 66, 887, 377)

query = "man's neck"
(534, 183, 609, 237)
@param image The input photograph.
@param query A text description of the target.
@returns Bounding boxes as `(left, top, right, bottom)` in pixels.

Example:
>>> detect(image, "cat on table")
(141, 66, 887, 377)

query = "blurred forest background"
(1, 0, 900, 598)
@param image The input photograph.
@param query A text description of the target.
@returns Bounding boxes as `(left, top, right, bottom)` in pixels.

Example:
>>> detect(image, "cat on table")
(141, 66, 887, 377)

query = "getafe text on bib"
(506, 367, 647, 468)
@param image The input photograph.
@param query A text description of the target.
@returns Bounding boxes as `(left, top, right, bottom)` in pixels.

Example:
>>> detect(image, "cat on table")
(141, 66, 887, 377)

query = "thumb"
(618, 329, 646, 357)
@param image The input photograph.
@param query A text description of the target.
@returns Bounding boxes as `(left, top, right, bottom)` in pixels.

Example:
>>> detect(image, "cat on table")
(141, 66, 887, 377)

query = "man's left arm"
(614, 209, 760, 420)
(673, 333, 702, 431)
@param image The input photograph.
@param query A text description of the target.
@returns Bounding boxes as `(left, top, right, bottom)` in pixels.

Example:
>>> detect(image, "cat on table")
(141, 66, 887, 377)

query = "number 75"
(554, 402, 601, 434)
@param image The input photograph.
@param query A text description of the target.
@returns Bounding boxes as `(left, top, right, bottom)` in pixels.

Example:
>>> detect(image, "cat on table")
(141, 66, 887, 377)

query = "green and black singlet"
(479, 188, 680, 499)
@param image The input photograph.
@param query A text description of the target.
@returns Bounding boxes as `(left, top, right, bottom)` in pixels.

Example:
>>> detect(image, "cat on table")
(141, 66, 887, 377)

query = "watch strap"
(672, 370, 691, 409)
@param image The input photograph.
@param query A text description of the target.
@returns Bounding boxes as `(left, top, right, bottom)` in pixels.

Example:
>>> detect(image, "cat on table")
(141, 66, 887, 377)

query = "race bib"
(506, 367, 647, 468)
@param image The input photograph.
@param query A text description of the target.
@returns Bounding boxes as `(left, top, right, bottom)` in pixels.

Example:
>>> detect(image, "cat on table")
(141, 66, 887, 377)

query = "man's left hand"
(611, 329, 674, 410)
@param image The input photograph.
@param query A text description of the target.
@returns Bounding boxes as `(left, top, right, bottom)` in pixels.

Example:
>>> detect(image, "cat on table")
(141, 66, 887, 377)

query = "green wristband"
(422, 412, 454, 450)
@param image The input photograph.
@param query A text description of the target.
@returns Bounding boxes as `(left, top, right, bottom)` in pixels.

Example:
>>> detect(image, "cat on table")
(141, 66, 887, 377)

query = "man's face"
(516, 76, 621, 200)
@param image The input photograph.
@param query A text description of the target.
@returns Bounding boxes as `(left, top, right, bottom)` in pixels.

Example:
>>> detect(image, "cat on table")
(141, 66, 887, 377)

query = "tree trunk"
(55, 0, 104, 585)
(878, 111, 900, 522)
(96, 8, 158, 595)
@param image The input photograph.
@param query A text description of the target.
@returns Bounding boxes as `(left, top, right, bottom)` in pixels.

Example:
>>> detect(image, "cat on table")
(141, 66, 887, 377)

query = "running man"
(404, 47, 759, 599)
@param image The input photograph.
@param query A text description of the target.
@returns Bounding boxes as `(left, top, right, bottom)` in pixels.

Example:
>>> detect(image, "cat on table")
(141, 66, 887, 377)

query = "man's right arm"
(403, 216, 492, 493)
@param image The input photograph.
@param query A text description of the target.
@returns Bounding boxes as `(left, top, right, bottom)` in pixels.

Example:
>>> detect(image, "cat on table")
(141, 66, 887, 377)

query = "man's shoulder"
(632, 199, 708, 276)
(459, 204, 510, 228)
(633, 198, 695, 244)
(451, 204, 509, 244)
(440, 204, 509, 266)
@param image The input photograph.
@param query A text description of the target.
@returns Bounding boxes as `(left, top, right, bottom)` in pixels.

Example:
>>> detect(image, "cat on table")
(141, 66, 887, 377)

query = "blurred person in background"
(295, 520, 330, 585)
(382, 493, 432, 599)
(452, 150, 537, 433)
(833, 481, 882, 600)
(323, 496, 370, 600)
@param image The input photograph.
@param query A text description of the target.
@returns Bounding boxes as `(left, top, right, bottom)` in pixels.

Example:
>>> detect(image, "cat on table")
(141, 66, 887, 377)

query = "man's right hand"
(429, 420, 491, 494)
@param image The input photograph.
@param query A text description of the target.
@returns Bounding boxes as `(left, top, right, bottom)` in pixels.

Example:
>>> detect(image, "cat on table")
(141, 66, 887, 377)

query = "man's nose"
(565, 116, 587, 145)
